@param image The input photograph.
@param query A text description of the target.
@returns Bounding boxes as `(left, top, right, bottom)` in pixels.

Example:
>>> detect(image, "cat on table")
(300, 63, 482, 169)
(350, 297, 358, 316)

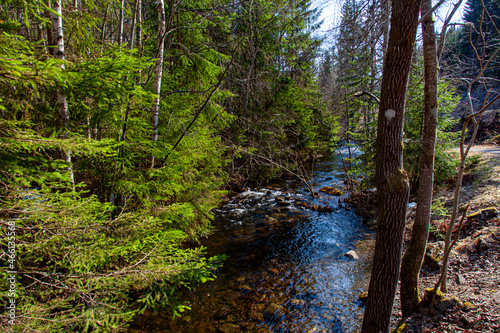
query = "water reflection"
(131, 154, 374, 332)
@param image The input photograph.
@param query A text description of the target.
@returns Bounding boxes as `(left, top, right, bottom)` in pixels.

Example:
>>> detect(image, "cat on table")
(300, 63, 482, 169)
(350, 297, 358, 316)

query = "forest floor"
(389, 144, 500, 332)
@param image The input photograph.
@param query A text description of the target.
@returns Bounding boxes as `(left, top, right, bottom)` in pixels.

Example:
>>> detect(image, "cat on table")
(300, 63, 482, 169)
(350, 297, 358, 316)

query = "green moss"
(462, 301, 474, 311)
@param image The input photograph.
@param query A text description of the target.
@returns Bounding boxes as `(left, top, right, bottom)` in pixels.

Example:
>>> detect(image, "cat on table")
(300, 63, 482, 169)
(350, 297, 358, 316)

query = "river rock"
(319, 186, 344, 196)
(249, 310, 264, 322)
(289, 298, 307, 310)
(276, 200, 292, 206)
(220, 323, 240, 333)
(238, 284, 252, 291)
(263, 303, 281, 318)
(358, 291, 368, 303)
(344, 250, 359, 260)
(295, 200, 308, 208)
(264, 216, 279, 225)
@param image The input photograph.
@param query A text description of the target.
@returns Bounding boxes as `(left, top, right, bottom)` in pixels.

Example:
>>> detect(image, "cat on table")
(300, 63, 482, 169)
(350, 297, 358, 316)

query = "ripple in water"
(131, 154, 374, 332)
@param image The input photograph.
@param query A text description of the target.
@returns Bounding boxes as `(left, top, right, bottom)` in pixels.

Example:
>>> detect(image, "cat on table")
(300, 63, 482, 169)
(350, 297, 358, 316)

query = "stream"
(131, 152, 375, 332)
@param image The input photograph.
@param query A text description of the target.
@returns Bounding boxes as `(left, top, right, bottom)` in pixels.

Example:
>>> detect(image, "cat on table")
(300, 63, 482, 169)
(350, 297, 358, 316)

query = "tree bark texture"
(401, 0, 438, 317)
(400, 0, 439, 317)
(51, 0, 69, 126)
(119, 0, 125, 45)
(51, 0, 75, 187)
(151, 0, 165, 166)
(361, 0, 421, 332)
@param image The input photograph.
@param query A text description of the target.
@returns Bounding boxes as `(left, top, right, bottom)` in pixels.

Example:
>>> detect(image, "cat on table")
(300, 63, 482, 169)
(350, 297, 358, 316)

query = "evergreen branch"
(158, 38, 245, 167)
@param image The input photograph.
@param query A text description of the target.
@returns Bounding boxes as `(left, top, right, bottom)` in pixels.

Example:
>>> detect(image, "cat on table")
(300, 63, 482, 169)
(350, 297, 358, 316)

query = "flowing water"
(131, 152, 375, 332)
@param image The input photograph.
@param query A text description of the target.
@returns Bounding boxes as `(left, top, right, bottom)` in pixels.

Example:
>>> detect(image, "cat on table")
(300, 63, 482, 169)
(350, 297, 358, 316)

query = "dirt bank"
(390, 145, 500, 332)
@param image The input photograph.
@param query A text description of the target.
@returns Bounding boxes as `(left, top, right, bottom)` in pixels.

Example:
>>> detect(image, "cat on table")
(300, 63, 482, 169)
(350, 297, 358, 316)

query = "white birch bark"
(119, 0, 125, 46)
(51, 0, 75, 187)
(150, 0, 165, 167)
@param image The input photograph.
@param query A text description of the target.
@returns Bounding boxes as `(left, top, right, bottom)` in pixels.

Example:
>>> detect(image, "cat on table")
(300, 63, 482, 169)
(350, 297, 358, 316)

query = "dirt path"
(461, 144, 500, 157)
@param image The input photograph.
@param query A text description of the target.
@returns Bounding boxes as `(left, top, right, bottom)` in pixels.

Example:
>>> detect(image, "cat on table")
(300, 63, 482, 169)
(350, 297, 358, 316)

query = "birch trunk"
(400, 0, 439, 317)
(118, 0, 124, 46)
(137, 0, 143, 57)
(150, 0, 165, 167)
(51, 0, 75, 187)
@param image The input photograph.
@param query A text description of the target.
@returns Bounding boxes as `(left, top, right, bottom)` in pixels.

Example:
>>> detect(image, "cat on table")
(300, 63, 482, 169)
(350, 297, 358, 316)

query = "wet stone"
(220, 322, 240, 333)
(268, 267, 279, 274)
(289, 298, 307, 309)
(249, 310, 264, 322)
(358, 291, 368, 303)
(264, 303, 281, 317)
(295, 201, 308, 208)
(344, 250, 359, 260)
(264, 216, 279, 225)
(238, 284, 252, 291)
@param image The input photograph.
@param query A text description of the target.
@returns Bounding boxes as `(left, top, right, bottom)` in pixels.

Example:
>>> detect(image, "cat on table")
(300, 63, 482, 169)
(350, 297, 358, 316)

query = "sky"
(314, 0, 466, 37)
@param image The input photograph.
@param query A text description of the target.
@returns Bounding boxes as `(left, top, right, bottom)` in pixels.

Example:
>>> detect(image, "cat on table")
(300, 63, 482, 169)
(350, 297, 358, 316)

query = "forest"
(0, 0, 499, 332)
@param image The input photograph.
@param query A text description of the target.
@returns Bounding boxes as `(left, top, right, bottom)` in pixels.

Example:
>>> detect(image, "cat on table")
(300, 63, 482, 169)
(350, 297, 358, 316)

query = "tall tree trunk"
(51, 0, 75, 188)
(400, 0, 439, 317)
(360, 0, 421, 331)
(381, 0, 391, 56)
(151, 0, 165, 167)
(137, 0, 143, 56)
(118, 0, 124, 46)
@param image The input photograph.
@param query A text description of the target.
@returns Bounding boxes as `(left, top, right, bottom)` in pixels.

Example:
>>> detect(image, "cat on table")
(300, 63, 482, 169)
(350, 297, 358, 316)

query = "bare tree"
(436, 0, 500, 293)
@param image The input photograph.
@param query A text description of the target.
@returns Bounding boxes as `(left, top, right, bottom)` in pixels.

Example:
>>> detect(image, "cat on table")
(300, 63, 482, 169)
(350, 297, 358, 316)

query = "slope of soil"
(390, 145, 500, 332)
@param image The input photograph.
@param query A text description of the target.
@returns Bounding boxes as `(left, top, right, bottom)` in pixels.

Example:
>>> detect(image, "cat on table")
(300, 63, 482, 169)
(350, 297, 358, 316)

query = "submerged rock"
(249, 310, 264, 322)
(319, 186, 344, 196)
(220, 323, 240, 333)
(263, 303, 282, 320)
(264, 216, 279, 225)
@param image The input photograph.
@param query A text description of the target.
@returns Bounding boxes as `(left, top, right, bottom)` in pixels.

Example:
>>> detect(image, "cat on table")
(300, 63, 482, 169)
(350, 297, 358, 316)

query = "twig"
(434, 202, 470, 291)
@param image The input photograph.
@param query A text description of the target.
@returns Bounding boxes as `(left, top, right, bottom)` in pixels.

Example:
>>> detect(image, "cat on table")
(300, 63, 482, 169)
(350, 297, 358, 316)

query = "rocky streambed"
(131, 153, 375, 332)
